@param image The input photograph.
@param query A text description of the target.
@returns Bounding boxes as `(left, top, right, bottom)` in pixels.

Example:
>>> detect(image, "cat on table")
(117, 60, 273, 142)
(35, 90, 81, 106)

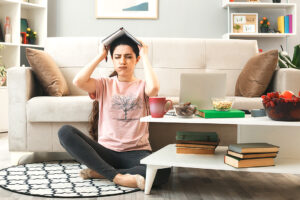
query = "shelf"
(20, 43, 44, 48)
(141, 144, 300, 174)
(224, 33, 296, 38)
(0, 86, 7, 89)
(0, 42, 19, 47)
(222, 2, 296, 9)
(21, 2, 46, 9)
(0, 0, 19, 6)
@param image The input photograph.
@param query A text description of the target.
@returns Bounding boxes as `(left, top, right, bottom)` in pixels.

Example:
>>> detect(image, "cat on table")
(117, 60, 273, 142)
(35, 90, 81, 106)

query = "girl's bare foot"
(113, 173, 145, 190)
(80, 168, 105, 179)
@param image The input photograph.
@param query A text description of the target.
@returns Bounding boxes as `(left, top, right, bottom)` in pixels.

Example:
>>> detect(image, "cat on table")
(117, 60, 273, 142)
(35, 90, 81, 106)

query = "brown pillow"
(235, 49, 278, 97)
(26, 48, 69, 96)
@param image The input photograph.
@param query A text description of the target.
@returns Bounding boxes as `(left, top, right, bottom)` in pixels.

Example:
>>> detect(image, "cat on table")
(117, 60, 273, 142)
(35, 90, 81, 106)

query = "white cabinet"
(222, 0, 297, 39)
(0, 0, 47, 132)
(0, 0, 47, 69)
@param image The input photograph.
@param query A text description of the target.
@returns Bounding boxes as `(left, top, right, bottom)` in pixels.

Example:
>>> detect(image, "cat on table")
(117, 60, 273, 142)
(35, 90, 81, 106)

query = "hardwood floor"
(1, 132, 300, 200)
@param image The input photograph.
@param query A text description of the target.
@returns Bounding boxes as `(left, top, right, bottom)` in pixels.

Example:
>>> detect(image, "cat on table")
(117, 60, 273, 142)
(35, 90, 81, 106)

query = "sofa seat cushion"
(27, 96, 93, 122)
(231, 96, 263, 110)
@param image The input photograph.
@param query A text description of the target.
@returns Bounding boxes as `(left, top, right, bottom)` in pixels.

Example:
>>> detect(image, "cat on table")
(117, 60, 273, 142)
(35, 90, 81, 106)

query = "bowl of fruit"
(261, 91, 300, 121)
(174, 102, 197, 118)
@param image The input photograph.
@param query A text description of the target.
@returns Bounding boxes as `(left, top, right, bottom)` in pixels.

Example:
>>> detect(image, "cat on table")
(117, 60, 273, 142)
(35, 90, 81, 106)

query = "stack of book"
(197, 109, 245, 118)
(176, 131, 219, 154)
(278, 15, 293, 34)
(224, 143, 280, 168)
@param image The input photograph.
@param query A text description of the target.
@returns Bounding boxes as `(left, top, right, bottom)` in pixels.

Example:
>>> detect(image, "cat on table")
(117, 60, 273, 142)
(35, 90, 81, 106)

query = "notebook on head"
(179, 73, 227, 110)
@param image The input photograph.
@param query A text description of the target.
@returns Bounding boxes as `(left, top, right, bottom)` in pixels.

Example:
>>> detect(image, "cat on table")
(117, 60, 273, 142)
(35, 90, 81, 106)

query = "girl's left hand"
(138, 41, 148, 58)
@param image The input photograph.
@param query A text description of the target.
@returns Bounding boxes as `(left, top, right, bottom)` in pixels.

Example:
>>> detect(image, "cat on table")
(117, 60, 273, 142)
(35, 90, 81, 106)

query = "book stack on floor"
(176, 131, 219, 154)
(224, 143, 280, 168)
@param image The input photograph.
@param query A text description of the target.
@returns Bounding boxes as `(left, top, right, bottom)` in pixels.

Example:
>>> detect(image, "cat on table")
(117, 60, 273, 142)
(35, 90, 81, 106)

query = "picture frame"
(95, 0, 158, 19)
(231, 13, 258, 34)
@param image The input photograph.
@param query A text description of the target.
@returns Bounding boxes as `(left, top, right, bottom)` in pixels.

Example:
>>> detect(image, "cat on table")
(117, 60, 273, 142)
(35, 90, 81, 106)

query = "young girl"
(58, 35, 170, 190)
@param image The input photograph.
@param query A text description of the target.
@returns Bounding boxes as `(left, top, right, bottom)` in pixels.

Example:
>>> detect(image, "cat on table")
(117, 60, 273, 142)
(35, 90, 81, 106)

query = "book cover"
(227, 150, 277, 159)
(284, 15, 289, 33)
(176, 147, 215, 154)
(176, 140, 219, 146)
(176, 143, 217, 149)
(224, 155, 275, 168)
(278, 16, 284, 34)
(176, 132, 219, 142)
(229, 143, 280, 154)
(288, 14, 293, 33)
(197, 109, 245, 119)
(101, 27, 142, 47)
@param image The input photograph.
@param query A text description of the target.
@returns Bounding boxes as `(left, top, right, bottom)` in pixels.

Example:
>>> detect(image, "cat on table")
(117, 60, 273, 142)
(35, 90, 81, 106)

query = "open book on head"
(102, 27, 142, 47)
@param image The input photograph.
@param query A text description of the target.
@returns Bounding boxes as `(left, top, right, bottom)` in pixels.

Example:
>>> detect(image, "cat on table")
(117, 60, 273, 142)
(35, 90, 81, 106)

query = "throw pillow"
(235, 49, 278, 97)
(26, 48, 69, 96)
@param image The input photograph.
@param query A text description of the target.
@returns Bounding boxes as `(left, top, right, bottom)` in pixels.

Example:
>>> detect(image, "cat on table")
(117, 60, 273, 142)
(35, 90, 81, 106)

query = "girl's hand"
(100, 44, 109, 59)
(138, 41, 148, 58)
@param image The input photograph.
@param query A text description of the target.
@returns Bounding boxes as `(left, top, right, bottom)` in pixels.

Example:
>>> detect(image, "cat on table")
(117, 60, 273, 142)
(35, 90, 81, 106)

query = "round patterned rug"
(0, 161, 139, 198)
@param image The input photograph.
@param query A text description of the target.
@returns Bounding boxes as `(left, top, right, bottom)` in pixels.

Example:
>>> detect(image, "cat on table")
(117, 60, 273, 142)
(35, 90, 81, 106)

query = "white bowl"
(211, 97, 234, 111)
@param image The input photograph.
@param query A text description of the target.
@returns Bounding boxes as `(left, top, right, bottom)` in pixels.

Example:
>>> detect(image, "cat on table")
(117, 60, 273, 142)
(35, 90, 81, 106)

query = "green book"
(176, 131, 218, 142)
(197, 109, 245, 118)
(229, 143, 280, 154)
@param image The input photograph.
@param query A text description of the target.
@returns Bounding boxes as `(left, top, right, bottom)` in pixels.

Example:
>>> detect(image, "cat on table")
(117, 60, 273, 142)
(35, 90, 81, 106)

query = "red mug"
(149, 97, 173, 118)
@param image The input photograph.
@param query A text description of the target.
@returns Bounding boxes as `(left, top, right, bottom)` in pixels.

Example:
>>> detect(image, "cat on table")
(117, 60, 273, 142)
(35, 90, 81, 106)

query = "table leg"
(144, 165, 157, 195)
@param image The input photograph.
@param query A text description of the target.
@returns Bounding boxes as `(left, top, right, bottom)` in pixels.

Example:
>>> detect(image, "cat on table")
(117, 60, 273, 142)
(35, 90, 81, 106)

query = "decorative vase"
(260, 26, 269, 33)
(272, 0, 281, 3)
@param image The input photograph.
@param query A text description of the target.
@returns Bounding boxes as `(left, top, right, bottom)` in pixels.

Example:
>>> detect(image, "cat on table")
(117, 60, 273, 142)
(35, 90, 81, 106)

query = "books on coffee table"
(175, 131, 219, 155)
(224, 143, 279, 168)
(197, 109, 245, 118)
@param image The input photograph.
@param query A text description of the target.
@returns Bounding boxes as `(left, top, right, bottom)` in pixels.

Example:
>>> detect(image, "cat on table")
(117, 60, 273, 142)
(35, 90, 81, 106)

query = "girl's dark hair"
(88, 36, 140, 141)
(109, 35, 139, 58)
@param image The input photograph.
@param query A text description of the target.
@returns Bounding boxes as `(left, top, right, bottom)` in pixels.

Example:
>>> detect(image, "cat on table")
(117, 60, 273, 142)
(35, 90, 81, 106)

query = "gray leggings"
(58, 125, 170, 185)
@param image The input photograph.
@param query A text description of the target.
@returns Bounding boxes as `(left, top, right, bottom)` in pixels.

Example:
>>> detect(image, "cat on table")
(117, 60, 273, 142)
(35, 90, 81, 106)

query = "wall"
(48, 0, 227, 38)
(48, 0, 300, 54)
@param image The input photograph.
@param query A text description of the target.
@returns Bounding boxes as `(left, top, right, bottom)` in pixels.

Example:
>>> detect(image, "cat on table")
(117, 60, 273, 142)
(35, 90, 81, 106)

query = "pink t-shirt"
(91, 76, 151, 152)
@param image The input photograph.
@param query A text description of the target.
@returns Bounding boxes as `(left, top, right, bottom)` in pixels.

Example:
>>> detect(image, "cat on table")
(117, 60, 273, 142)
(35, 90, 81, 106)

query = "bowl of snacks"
(262, 91, 300, 121)
(211, 97, 234, 111)
(174, 102, 197, 118)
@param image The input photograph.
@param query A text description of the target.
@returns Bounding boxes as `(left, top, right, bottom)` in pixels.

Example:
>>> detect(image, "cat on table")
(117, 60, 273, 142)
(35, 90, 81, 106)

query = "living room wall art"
(95, 0, 158, 19)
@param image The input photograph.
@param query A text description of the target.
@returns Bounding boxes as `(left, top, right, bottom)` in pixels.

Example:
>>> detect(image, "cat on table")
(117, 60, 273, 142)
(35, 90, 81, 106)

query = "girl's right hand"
(100, 44, 109, 59)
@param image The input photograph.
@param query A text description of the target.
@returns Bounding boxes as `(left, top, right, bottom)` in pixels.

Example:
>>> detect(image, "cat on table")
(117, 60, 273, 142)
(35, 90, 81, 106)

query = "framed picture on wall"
(231, 13, 258, 34)
(95, 0, 158, 19)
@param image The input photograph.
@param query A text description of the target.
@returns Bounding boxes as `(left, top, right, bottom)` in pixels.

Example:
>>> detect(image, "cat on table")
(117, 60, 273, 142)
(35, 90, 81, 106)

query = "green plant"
(0, 66, 6, 78)
(292, 44, 300, 68)
(278, 45, 300, 69)
(260, 17, 270, 29)
(26, 27, 37, 43)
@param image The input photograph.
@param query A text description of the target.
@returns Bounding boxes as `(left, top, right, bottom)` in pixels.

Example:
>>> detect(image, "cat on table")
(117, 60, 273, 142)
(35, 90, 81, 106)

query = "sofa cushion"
(235, 50, 278, 97)
(26, 48, 70, 96)
(27, 96, 93, 122)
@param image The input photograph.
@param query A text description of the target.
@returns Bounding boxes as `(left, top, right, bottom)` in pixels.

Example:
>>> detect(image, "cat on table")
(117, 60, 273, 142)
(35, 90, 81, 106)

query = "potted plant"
(260, 17, 270, 33)
(0, 44, 6, 86)
(26, 27, 37, 44)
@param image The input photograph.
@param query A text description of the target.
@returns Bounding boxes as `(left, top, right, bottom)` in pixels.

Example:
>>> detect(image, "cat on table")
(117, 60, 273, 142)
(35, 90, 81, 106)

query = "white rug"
(0, 161, 139, 198)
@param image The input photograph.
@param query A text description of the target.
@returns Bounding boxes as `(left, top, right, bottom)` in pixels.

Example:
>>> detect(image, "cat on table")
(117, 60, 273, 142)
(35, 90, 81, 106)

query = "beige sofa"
(7, 37, 300, 152)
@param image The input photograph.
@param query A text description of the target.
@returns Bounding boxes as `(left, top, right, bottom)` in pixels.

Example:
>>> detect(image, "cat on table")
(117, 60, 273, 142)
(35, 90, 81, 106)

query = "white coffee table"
(140, 115, 300, 194)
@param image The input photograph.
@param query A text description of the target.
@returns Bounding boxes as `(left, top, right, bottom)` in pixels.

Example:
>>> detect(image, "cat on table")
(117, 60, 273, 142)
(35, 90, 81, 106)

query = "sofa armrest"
(272, 68, 300, 94)
(7, 67, 36, 151)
